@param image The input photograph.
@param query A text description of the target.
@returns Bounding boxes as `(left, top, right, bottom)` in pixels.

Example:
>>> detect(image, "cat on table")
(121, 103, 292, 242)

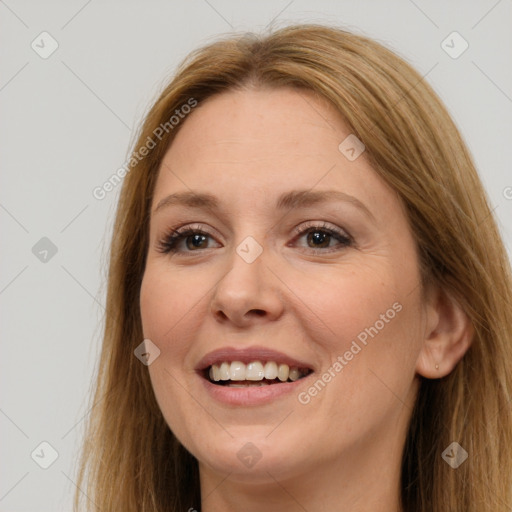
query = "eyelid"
(288, 221, 354, 254)
(156, 220, 354, 255)
(155, 223, 218, 254)
(291, 220, 351, 240)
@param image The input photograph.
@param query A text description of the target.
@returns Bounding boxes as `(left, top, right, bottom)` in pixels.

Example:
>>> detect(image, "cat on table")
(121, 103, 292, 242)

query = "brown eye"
(184, 233, 209, 250)
(292, 222, 353, 254)
(306, 230, 332, 248)
(156, 226, 218, 254)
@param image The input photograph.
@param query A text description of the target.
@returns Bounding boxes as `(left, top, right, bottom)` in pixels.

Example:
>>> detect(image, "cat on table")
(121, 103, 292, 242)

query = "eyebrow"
(153, 189, 375, 221)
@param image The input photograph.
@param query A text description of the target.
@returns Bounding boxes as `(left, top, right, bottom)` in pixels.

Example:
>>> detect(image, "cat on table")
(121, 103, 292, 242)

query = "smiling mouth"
(203, 360, 313, 387)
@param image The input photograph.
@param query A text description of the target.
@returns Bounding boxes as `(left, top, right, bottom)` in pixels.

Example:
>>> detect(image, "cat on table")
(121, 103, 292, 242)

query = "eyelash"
(156, 221, 353, 256)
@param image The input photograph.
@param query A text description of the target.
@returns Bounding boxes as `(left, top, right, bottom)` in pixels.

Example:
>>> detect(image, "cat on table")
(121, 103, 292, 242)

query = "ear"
(416, 284, 474, 379)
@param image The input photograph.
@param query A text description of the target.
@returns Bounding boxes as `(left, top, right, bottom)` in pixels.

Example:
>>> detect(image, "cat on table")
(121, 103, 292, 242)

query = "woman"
(75, 24, 512, 511)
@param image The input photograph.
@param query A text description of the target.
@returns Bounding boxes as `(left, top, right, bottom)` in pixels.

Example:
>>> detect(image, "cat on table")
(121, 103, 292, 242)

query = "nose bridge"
(209, 229, 284, 325)
(218, 233, 267, 304)
(235, 234, 265, 266)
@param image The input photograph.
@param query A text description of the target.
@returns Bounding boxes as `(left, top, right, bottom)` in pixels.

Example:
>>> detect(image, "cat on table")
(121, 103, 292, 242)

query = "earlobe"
(416, 286, 474, 379)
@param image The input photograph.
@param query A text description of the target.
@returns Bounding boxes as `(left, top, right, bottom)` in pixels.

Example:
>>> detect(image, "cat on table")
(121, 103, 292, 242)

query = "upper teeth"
(208, 361, 305, 382)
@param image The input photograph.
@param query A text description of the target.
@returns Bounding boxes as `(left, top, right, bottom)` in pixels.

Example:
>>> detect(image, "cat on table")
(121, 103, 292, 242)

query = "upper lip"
(195, 346, 315, 371)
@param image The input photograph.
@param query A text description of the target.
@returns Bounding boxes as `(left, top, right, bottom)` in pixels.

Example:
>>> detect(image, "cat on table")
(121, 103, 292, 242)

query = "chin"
(187, 428, 310, 483)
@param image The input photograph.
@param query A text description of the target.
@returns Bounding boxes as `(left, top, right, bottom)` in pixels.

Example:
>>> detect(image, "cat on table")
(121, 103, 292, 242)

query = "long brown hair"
(74, 23, 512, 511)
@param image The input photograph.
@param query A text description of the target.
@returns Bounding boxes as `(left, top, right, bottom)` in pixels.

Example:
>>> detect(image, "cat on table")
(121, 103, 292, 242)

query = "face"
(140, 87, 428, 484)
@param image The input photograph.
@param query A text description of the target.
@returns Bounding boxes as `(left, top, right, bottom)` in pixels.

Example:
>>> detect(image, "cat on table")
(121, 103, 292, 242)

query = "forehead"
(152, 87, 399, 224)
(167, 87, 348, 162)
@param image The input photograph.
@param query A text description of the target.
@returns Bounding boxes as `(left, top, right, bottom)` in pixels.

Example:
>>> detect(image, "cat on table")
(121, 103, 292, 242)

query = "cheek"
(291, 260, 422, 401)
(140, 265, 204, 342)
(140, 269, 201, 439)
(327, 288, 422, 415)
(287, 262, 401, 347)
(139, 264, 211, 407)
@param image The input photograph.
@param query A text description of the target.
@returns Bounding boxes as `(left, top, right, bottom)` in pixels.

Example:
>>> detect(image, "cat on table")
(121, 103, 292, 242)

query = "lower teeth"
(227, 381, 271, 387)
(213, 378, 296, 387)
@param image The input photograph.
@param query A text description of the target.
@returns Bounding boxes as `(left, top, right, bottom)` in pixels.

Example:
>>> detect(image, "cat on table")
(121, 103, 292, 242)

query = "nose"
(209, 243, 284, 327)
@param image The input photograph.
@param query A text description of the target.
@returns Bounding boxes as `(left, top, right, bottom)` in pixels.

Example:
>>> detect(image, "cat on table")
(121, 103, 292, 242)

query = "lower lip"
(198, 373, 313, 406)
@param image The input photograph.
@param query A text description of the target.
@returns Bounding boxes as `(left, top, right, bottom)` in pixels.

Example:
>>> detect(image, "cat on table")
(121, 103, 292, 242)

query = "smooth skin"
(139, 86, 473, 511)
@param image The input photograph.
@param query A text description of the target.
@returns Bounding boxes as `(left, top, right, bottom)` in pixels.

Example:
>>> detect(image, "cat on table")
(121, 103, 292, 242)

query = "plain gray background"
(1, 1, 511, 510)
